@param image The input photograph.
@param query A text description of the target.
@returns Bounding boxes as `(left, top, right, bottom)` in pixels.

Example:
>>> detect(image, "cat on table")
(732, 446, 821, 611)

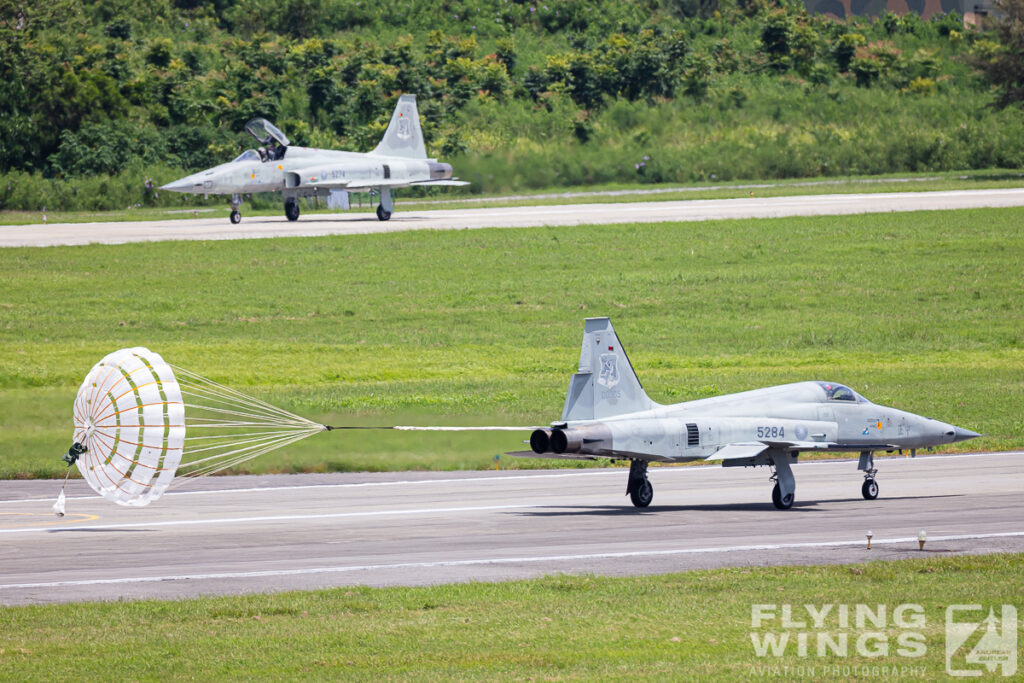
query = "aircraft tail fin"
(372, 94, 427, 160)
(561, 318, 657, 422)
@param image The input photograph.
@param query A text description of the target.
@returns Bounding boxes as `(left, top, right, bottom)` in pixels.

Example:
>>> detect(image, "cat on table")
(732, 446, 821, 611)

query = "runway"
(2, 452, 1023, 605)
(4, 188, 1024, 247)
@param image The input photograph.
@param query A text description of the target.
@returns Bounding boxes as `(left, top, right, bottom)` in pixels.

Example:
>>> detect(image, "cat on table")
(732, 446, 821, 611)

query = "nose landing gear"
(859, 451, 879, 500)
(229, 194, 242, 224)
(285, 197, 300, 221)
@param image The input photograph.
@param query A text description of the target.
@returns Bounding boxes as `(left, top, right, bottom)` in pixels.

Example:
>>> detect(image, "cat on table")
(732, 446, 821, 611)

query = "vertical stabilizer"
(372, 94, 427, 159)
(561, 317, 657, 421)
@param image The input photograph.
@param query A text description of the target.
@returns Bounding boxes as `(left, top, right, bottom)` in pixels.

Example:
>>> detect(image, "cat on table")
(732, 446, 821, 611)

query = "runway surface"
(2, 452, 1023, 605)
(4, 188, 1024, 247)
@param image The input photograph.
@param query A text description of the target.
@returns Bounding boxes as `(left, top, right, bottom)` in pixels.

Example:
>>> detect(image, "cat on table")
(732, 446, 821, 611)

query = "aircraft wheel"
(376, 204, 391, 221)
(862, 478, 879, 500)
(630, 479, 653, 508)
(230, 210, 241, 224)
(772, 483, 794, 510)
(285, 199, 300, 222)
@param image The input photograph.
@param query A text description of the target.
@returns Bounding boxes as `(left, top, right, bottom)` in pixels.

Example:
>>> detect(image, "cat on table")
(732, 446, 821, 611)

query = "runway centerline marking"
(3, 531, 1023, 591)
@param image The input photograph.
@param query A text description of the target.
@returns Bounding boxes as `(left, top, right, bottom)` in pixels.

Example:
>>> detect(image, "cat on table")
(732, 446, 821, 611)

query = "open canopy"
(244, 118, 290, 147)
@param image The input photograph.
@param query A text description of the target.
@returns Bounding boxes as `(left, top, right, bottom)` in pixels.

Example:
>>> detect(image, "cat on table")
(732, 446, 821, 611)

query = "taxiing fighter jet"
(523, 318, 981, 509)
(161, 95, 467, 223)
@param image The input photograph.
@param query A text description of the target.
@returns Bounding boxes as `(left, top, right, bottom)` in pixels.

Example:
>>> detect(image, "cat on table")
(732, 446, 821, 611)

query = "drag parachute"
(71, 347, 324, 507)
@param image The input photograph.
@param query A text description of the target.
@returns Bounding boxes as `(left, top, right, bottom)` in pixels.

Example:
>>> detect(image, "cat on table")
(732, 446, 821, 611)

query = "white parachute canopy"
(72, 347, 324, 507)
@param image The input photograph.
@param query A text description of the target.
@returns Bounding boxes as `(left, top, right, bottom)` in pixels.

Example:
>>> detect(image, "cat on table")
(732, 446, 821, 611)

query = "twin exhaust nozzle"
(531, 428, 582, 454)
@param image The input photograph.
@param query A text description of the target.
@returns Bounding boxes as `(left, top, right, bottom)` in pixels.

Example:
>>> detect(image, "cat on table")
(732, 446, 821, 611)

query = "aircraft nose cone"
(951, 426, 982, 443)
(161, 177, 194, 193)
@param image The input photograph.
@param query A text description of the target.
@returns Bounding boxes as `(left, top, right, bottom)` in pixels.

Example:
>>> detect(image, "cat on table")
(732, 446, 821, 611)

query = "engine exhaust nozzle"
(530, 429, 552, 454)
(550, 428, 583, 454)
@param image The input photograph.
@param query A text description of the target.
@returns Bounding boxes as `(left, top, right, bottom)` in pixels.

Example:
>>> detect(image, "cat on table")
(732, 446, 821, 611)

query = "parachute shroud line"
(70, 348, 537, 509)
(71, 348, 326, 507)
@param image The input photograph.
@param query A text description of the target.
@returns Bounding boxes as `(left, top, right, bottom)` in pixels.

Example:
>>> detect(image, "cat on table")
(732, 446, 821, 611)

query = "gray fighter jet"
(161, 95, 467, 223)
(524, 318, 981, 509)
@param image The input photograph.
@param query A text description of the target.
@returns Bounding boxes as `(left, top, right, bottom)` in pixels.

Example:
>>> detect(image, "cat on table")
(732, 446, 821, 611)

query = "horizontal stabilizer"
(395, 425, 537, 431)
(507, 450, 599, 461)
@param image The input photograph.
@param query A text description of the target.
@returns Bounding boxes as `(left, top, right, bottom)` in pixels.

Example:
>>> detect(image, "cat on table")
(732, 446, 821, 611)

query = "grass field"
(1, 553, 1019, 680)
(1, 170, 1023, 225)
(1, 206, 1022, 478)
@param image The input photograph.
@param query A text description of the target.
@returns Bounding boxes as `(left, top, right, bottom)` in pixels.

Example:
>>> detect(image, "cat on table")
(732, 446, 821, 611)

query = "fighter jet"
(523, 318, 981, 509)
(161, 95, 467, 223)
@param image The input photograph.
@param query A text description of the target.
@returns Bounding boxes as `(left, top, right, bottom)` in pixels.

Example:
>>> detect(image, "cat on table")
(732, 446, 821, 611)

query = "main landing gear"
(769, 455, 796, 509)
(859, 451, 879, 500)
(626, 459, 653, 508)
(285, 197, 300, 221)
(376, 187, 393, 221)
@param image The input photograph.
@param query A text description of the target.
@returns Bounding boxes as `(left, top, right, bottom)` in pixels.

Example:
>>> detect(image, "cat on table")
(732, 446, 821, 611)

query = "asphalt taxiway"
(1, 452, 1022, 605)
(3, 188, 1024, 247)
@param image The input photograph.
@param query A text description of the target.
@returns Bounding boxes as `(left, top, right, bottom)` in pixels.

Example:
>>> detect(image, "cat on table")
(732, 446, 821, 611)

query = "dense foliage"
(0, 0, 1021, 209)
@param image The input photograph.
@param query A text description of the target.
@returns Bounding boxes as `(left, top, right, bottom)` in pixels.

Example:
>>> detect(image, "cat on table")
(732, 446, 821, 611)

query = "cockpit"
(817, 381, 868, 403)
(232, 149, 261, 163)
(244, 118, 290, 163)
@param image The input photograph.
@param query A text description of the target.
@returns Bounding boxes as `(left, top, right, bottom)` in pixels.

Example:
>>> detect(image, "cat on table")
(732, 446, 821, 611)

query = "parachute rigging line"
(68, 347, 537, 510)
(69, 348, 328, 507)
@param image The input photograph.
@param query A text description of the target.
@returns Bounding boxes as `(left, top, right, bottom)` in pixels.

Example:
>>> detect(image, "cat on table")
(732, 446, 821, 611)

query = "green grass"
(1, 169, 1022, 225)
(1, 207, 1022, 478)
(1, 553, 1020, 680)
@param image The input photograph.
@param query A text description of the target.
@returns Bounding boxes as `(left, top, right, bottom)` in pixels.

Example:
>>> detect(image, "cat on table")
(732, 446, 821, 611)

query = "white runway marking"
(0, 503, 543, 535)
(4, 530, 1023, 591)
(2, 451, 1016, 506)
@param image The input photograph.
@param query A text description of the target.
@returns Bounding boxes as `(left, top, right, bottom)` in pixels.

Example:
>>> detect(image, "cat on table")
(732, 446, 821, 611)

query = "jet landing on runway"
(521, 318, 981, 509)
(161, 94, 468, 224)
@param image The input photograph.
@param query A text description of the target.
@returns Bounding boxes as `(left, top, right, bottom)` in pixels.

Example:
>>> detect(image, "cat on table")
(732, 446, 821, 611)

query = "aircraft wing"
(705, 439, 900, 462)
(704, 442, 770, 461)
(342, 178, 470, 190)
(411, 179, 471, 186)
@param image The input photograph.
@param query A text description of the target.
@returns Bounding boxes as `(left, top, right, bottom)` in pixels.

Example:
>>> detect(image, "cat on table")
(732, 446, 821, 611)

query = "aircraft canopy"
(244, 118, 290, 147)
(232, 149, 261, 163)
(817, 381, 868, 403)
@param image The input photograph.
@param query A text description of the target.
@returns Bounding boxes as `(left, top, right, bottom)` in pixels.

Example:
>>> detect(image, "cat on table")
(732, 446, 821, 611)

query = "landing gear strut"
(770, 455, 795, 509)
(376, 187, 393, 221)
(229, 194, 242, 224)
(285, 197, 300, 221)
(626, 459, 653, 508)
(859, 451, 879, 500)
